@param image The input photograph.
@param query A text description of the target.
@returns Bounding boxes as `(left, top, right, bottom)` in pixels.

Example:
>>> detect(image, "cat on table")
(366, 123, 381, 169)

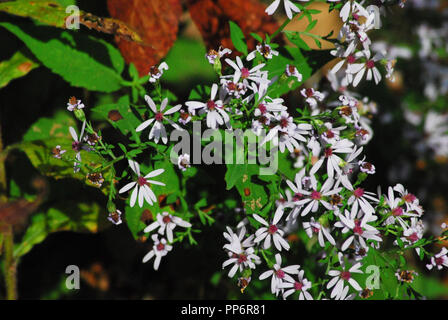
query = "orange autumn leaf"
(186, 0, 282, 56)
(107, 0, 182, 76)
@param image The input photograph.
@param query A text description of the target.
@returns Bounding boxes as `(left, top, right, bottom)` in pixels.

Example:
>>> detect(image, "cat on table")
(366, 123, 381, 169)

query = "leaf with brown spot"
(0, 51, 38, 89)
(107, 0, 183, 76)
(0, 0, 142, 43)
(186, 0, 283, 56)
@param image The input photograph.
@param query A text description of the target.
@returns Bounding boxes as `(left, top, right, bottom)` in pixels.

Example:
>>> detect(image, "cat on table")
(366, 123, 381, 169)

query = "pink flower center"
(294, 281, 303, 291)
(241, 68, 250, 79)
(280, 117, 289, 128)
(353, 220, 363, 235)
(258, 104, 267, 114)
(276, 269, 285, 279)
(435, 257, 444, 265)
(154, 112, 163, 122)
(312, 226, 320, 233)
(403, 194, 416, 203)
(268, 224, 278, 234)
(207, 100, 216, 110)
(392, 207, 403, 216)
(137, 176, 148, 187)
(407, 232, 419, 243)
(311, 191, 321, 200)
(341, 271, 351, 281)
(238, 254, 248, 264)
(293, 193, 303, 202)
(366, 60, 375, 69)
(347, 55, 356, 64)
(156, 243, 165, 251)
(354, 188, 364, 198)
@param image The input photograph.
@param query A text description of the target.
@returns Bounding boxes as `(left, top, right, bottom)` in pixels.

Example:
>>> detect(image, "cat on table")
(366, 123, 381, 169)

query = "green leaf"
(229, 21, 248, 55)
(225, 163, 248, 190)
(234, 165, 271, 215)
(0, 50, 39, 89)
(6, 112, 114, 195)
(124, 158, 179, 239)
(0, 0, 72, 28)
(91, 95, 141, 142)
(0, 22, 124, 92)
(22, 110, 76, 141)
(14, 202, 106, 258)
(163, 38, 215, 84)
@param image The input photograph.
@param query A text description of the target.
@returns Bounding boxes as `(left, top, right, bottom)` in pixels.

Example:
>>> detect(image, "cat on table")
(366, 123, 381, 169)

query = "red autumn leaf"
(186, 0, 282, 55)
(107, 0, 182, 76)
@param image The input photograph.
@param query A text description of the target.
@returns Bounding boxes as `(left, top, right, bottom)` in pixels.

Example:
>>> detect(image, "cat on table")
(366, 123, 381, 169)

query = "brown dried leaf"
(107, 0, 183, 76)
(186, 0, 282, 55)
(80, 13, 143, 43)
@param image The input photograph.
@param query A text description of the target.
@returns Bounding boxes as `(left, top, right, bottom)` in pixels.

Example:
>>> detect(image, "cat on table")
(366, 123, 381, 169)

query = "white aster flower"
(259, 253, 300, 296)
(265, 0, 307, 19)
(253, 208, 290, 251)
(327, 253, 363, 299)
(303, 217, 336, 247)
(136, 95, 182, 144)
(280, 269, 313, 300)
(426, 248, 448, 271)
(247, 43, 279, 61)
(285, 64, 303, 81)
(336, 207, 382, 251)
(142, 234, 172, 270)
(118, 159, 165, 208)
(144, 212, 192, 243)
(148, 62, 168, 83)
(186, 83, 230, 129)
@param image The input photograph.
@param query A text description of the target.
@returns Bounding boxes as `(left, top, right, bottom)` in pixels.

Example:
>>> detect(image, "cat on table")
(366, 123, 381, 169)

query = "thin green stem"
(3, 225, 16, 300)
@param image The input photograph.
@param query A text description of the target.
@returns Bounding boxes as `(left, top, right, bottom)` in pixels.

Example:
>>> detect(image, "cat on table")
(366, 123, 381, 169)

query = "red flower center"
(354, 188, 364, 198)
(347, 55, 356, 64)
(403, 194, 416, 203)
(137, 176, 148, 187)
(407, 232, 419, 243)
(241, 68, 250, 79)
(305, 88, 314, 97)
(341, 271, 351, 281)
(353, 220, 363, 235)
(324, 148, 333, 157)
(268, 224, 278, 234)
(258, 104, 267, 114)
(276, 269, 285, 279)
(293, 193, 303, 202)
(311, 191, 322, 200)
(155, 112, 164, 122)
(392, 207, 403, 216)
(280, 117, 289, 128)
(156, 243, 165, 251)
(366, 60, 375, 69)
(162, 216, 171, 224)
(435, 257, 444, 265)
(294, 281, 304, 291)
(238, 254, 248, 264)
(207, 100, 216, 110)
(325, 130, 335, 138)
